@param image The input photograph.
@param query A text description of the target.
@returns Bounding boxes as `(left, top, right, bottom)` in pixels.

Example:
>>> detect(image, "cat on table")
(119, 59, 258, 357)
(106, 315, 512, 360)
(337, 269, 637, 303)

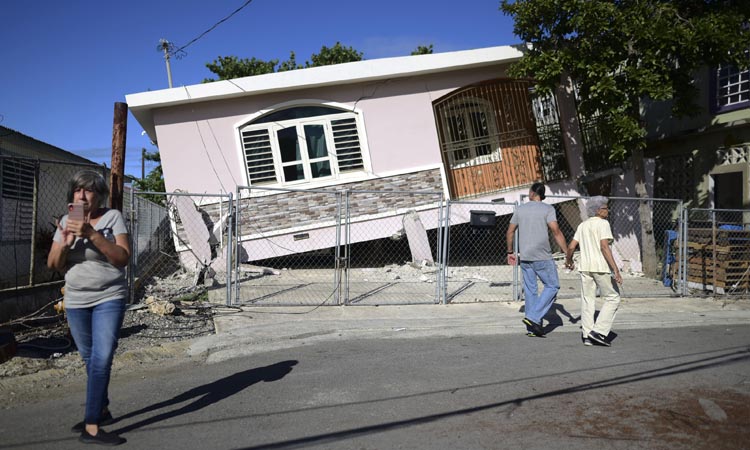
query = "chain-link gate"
(443, 201, 517, 303)
(234, 186, 343, 306)
(343, 190, 444, 305)
(232, 187, 445, 306)
(682, 208, 750, 297)
(127, 191, 234, 306)
(519, 195, 683, 299)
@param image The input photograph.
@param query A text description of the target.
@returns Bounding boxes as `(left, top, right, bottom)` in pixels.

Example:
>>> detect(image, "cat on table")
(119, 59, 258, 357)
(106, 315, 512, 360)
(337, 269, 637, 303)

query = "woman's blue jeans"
(66, 299, 126, 425)
(520, 259, 560, 325)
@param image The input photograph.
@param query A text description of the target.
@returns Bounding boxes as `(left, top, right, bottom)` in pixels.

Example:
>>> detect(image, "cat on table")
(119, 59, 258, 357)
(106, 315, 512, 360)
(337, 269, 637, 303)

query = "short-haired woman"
(47, 170, 129, 446)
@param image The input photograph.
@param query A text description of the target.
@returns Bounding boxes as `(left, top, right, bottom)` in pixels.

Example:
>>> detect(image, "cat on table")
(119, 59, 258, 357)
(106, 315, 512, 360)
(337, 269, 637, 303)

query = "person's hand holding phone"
(68, 202, 85, 222)
(65, 202, 93, 240)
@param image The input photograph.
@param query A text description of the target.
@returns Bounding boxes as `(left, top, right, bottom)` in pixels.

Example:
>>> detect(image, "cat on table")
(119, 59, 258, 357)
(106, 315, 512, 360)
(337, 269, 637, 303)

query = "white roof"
(125, 45, 524, 141)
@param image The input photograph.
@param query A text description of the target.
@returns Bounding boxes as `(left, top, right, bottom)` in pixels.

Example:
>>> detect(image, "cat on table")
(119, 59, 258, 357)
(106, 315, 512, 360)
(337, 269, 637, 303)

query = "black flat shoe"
(79, 428, 126, 446)
(71, 410, 115, 433)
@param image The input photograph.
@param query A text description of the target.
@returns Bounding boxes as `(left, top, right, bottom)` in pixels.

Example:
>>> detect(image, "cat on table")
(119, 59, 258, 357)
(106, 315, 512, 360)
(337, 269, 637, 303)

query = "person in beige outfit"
(565, 196, 622, 346)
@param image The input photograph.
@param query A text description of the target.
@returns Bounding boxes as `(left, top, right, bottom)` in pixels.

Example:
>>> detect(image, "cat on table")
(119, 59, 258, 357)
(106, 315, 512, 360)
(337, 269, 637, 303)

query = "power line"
(171, 0, 255, 56)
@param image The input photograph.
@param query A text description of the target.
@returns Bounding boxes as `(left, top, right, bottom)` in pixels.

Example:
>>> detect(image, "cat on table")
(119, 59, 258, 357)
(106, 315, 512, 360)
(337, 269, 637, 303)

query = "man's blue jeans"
(66, 299, 126, 425)
(520, 259, 560, 325)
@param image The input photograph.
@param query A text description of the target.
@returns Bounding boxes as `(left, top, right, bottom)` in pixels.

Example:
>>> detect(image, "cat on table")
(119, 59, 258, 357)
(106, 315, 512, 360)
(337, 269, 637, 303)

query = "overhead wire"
(171, 0, 255, 56)
(206, 121, 239, 186)
(194, 121, 228, 192)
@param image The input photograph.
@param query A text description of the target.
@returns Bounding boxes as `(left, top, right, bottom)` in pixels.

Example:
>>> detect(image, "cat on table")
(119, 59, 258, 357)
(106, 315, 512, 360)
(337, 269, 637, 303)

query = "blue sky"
(1, 0, 520, 178)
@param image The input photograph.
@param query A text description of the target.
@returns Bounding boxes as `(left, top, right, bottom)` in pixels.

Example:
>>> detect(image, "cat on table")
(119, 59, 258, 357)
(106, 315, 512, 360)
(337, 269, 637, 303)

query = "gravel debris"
(0, 299, 216, 407)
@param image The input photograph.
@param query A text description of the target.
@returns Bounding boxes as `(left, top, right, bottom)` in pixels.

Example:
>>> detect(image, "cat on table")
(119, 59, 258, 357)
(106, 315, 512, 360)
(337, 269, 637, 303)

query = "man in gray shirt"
(507, 182, 568, 337)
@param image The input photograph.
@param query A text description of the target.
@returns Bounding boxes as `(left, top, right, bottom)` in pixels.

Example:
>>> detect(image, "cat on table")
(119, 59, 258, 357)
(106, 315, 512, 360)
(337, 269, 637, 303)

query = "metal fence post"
(438, 200, 451, 305)
(226, 191, 233, 307)
(513, 206, 520, 302)
(129, 187, 136, 304)
(343, 189, 351, 306)
(334, 190, 342, 306)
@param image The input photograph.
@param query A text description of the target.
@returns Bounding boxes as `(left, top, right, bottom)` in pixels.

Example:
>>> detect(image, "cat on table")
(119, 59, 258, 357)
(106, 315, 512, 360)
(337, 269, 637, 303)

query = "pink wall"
(151, 64, 512, 194)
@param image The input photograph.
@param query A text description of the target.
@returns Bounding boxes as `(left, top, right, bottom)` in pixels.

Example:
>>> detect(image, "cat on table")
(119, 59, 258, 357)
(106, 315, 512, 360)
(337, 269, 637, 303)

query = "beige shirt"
(573, 216, 614, 273)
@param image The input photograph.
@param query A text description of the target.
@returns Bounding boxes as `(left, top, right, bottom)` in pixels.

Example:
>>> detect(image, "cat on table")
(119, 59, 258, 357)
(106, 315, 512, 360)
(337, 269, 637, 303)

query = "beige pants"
(580, 271, 621, 338)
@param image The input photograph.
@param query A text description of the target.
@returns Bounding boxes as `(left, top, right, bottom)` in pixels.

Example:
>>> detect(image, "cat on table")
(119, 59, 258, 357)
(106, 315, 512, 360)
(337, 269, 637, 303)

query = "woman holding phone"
(47, 170, 129, 446)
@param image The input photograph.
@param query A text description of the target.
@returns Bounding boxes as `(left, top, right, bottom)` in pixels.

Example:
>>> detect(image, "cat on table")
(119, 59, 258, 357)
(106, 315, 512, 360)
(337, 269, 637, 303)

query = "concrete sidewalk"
(188, 296, 750, 363)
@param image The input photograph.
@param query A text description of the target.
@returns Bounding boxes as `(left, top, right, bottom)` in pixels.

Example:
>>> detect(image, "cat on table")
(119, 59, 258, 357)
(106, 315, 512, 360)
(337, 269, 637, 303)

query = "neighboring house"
(126, 46, 644, 268)
(0, 125, 106, 290)
(645, 63, 750, 216)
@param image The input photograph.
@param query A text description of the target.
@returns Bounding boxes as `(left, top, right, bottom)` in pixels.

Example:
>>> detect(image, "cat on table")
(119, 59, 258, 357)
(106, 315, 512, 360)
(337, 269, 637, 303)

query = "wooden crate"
(679, 228, 750, 290)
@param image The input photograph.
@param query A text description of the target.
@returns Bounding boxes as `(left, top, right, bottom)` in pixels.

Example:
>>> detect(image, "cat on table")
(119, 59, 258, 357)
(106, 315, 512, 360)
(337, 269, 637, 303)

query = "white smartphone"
(68, 203, 85, 222)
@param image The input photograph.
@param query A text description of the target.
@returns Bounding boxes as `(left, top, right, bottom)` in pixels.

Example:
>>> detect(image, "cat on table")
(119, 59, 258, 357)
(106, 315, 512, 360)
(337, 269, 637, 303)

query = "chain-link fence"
(126, 191, 234, 306)
(232, 187, 444, 306)
(234, 186, 343, 306)
(519, 195, 683, 299)
(0, 155, 107, 291)
(682, 208, 750, 297)
(443, 201, 517, 303)
(343, 190, 444, 305)
(8, 164, 750, 321)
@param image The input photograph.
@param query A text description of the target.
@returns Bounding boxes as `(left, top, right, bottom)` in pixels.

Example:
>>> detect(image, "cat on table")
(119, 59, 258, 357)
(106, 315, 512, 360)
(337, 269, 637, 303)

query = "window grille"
(241, 129, 277, 184)
(531, 92, 568, 181)
(436, 96, 503, 168)
(433, 79, 546, 199)
(716, 64, 750, 110)
(331, 118, 364, 171)
(0, 157, 35, 241)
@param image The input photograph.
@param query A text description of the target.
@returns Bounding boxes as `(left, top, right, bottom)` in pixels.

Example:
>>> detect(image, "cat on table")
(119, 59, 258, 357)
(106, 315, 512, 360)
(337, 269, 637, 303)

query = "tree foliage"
(204, 42, 364, 81)
(204, 56, 278, 82)
(305, 42, 363, 67)
(133, 149, 166, 205)
(500, 0, 750, 160)
(501, 0, 750, 278)
(411, 44, 434, 55)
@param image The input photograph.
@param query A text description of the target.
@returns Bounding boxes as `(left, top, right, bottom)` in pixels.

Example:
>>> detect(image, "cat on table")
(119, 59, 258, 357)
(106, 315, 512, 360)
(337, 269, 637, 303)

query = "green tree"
(204, 43, 364, 81)
(277, 51, 300, 72)
(133, 149, 166, 205)
(500, 0, 750, 276)
(203, 56, 278, 82)
(411, 44, 434, 55)
(304, 42, 363, 67)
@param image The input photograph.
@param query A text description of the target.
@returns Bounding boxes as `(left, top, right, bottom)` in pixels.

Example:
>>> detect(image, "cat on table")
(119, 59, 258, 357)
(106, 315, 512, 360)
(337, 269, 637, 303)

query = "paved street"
(2, 322, 749, 449)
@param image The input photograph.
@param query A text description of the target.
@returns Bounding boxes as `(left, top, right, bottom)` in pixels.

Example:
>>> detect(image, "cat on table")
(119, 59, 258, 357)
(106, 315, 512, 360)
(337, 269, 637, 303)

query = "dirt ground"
(0, 299, 217, 408)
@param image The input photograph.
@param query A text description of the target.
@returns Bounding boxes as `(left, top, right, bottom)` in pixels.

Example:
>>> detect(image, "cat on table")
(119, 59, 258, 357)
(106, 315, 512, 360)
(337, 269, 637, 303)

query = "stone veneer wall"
(236, 168, 443, 236)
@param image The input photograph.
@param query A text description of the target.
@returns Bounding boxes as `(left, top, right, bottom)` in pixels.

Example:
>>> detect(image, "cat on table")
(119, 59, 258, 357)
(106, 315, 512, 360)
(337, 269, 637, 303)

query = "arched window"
(437, 97, 501, 168)
(239, 106, 365, 185)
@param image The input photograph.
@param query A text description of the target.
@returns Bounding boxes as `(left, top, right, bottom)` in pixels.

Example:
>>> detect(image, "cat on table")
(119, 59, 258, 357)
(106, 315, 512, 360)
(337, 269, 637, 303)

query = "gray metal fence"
(519, 195, 684, 299)
(0, 155, 107, 292)
(682, 208, 750, 297)
(443, 201, 517, 304)
(234, 185, 343, 306)
(8, 169, 750, 318)
(126, 191, 234, 306)
(232, 186, 444, 306)
(343, 190, 444, 305)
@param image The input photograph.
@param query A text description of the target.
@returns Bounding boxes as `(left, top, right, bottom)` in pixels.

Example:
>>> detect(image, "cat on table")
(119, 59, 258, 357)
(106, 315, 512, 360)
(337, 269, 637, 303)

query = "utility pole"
(141, 148, 146, 180)
(110, 102, 128, 211)
(159, 39, 174, 88)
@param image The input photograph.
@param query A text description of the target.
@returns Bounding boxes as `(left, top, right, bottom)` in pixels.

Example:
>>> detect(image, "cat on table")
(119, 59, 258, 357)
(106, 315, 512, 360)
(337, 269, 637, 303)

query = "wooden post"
(110, 102, 128, 211)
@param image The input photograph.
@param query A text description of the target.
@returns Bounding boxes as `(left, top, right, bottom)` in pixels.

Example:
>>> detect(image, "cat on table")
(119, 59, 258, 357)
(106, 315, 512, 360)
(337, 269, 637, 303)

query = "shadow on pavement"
(113, 360, 298, 434)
